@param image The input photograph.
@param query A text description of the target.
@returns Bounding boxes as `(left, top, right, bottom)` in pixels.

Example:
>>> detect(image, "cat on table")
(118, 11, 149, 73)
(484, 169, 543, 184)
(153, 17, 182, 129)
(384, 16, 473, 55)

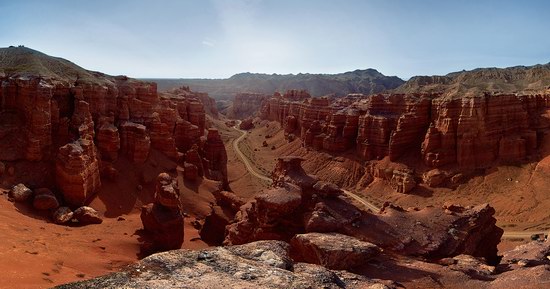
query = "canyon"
(1, 46, 550, 288)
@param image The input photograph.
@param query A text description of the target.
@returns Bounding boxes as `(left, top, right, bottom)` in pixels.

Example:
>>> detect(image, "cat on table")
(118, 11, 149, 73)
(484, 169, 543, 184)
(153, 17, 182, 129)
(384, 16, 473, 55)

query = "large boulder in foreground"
(9, 183, 33, 202)
(290, 232, 381, 270)
(54, 240, 389, 289)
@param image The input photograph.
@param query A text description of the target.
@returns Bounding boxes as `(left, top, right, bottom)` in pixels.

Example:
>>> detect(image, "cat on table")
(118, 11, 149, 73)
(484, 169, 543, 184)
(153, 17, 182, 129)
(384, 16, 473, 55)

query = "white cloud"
(202, 38, 216, 47)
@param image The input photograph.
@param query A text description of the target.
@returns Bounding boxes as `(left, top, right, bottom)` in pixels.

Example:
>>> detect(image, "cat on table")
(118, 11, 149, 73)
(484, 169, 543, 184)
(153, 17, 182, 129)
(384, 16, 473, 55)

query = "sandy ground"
(0, 148, 212, 289)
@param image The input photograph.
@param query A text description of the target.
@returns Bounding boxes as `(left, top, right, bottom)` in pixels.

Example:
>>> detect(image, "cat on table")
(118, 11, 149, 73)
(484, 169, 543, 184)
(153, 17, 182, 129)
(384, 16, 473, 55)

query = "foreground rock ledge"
(54, 240, 389, 289)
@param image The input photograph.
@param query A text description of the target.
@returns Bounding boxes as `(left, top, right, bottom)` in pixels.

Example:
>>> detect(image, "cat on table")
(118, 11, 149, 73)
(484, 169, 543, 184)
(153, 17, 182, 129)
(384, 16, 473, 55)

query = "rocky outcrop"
(55, 240, 389, 289)
(96, 123, 120, 161)
(201, 129, 228, 187)
(120, 122, 150, 163)
(238, 118, 254, 130)
(290, 232, 381, 270)
(55, 137, 101, 206)
(225, 157, 503, 264)
(390, 168, 416, 193)
(140, 173, 184, 253)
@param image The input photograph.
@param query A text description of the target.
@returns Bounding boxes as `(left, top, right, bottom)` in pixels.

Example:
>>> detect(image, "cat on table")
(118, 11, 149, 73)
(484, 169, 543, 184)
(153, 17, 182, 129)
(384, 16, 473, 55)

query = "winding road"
(232, 122, 272, 183)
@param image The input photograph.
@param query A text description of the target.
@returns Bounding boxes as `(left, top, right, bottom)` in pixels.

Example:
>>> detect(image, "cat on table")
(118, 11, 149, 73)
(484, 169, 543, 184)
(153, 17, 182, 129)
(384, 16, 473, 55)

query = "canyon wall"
(261, 91, 550, 170)
(0, 75, 226, 205)
(227, 92, 270, 119)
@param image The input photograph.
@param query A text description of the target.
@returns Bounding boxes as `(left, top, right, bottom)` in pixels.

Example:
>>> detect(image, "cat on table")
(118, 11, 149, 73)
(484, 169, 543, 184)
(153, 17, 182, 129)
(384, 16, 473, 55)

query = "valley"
(1, 46, 550, 288)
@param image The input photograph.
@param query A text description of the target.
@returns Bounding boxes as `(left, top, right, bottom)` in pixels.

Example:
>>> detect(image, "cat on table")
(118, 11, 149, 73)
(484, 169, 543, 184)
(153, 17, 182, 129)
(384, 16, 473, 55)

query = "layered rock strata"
(0, 50, 227, 201)
(261, 91, 550, 170)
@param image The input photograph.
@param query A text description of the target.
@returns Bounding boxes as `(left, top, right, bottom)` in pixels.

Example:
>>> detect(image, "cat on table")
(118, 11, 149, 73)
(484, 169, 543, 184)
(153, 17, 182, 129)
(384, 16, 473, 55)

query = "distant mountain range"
(143, 69, 405, 99)
(395, 63, 550, 98)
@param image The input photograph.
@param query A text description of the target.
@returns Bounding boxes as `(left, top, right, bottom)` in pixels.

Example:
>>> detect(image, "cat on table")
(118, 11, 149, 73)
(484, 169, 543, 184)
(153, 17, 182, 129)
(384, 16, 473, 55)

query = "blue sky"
(0, 0, 548, 79)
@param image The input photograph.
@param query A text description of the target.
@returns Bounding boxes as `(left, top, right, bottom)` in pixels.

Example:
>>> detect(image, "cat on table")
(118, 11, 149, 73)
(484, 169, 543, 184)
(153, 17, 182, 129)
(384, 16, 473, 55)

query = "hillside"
(0, 46, 115, 85)
(144, 69, 404, 99)
(395, 63, 550, 97)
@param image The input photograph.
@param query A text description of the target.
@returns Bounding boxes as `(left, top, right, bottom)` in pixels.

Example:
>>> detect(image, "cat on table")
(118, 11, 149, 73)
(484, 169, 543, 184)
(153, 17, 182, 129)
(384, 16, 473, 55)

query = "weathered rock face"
(73, 206, 103, 224)
(140, 173, 184, 253)
(260, 91, 550, 171)
(96, 123, 120, 161)
(229, 92, 270, 119)
(55, 137, 101, 206)
(225, 157, 503, 264)
(201, 129, 228, 187)
(238, 117, 254, 130)
(1, 64, 227, 193)
(390, 168, 416, 194)
(55, 240, 387, 289)
(9, 183, 33, 202)
(290, 232, 381, 270)
(421, 94, 545, 168)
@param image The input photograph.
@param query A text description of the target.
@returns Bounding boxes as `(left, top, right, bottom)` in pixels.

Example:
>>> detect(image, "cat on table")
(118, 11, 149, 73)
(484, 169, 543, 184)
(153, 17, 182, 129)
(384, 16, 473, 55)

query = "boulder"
(312, 181, 343, 197)
(290, 232, 381, 270)
(9, 183, 33, 202)
(239, 118, 254, 130)
(423, 169, 447, 187)
(390, 169, 416, 194)
(52, 207, 74, 224)
(73, 206, 103, 225)
(501, 240, 550, 268)
(32, 188, 59, 210)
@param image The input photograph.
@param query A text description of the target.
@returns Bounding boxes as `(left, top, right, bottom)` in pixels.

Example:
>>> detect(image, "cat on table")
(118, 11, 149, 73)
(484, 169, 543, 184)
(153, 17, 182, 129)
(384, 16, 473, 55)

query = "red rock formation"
(290, 232, 381, 270)
(174, 120, 201, 153)
(1, 49, 228, 204)
(148, 112, 178, 159)
(239, 118, 254, 130)
(230, 92, 270, 119)
(120, 122, 150, 163)
(225, 157, 503, 264)
(261, 91, 550, 172)
(55, 137, 101, 206)
(201, 128, 228, 187)
(96, 123, 120, 161)
(140, 173, 184, 253)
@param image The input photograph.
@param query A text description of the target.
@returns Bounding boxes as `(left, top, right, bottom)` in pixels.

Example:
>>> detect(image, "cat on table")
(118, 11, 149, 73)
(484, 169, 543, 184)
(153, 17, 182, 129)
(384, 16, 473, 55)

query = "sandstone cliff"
(0, 46, 227, 205)
(261, 89, 550, 173)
